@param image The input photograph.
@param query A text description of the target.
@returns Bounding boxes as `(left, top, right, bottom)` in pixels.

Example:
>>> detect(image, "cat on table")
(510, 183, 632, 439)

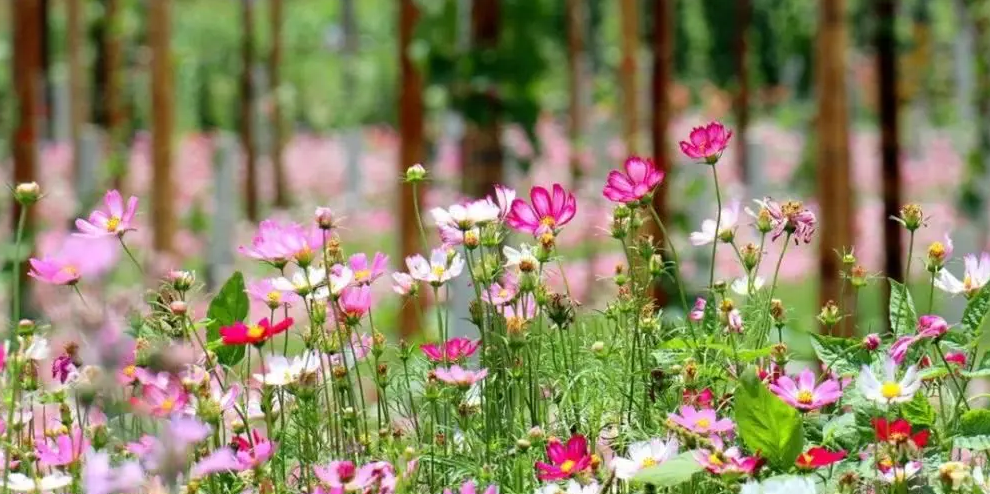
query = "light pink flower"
(491, 184, 516, 219)
(482, 274, 519, 306)
(246, 278, 300, 310)
(602, 156, 665, 204)
(753, 197, 817, 244)
(678, 122, 732, 164)
(769, 368, 842, 411)
(349, 252, 389, 285)
(238, 219, 322, 266)
(74, 189, 138, 238)
(434, 365, 488, 387)
(936, 252, 990, 297)
(667, 406, 734, 436)
(506, 184, 577, 236)
(392, 272, 417, 295)
(692, 436, 760, 476)
(445, 480, 498, 494)
(35, 427, 87, 467)
(133, 377, 189, 417)
(28, 236, 117, 285)
(339, 285, 372, 321)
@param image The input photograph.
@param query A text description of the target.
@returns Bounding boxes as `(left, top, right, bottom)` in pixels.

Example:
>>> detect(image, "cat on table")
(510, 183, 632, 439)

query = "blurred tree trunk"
(93, 0, 127, 190)
(816, 0, 853, 336)
(619, 0, 639, 154)
(974, 1, 990, 248)
(734, 0, 750, 184)
(150, 0, 175, 253)
(649, 0, 672, 308)
(41, 0, 53, 138)
(462, 0, 502, 198)
(269, 0, 288, 208)
(11, 0, 44, 316)
(567, 0, 586, 184)
(877, 0, 902, 330)
(67, 0, 85, 181)
(398, 0, 424, 338)
(241, 0, 258, 221)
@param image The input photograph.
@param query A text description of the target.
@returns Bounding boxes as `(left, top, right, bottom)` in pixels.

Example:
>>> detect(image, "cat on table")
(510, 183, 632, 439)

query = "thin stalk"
(708, 165, 723, 290)
(646, 204, 693, 335)
(10, 207, 27, 330)
(118, 237, 144, 273)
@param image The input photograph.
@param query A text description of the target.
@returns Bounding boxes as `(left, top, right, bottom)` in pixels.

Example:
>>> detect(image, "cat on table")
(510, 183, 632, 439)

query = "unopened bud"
(315, 207, 336, 230)
(405, 164, 427, 183)
(169, 300, 188, 316)
(897, 204, 924, 231)
(927, 241, 949, 272)
(740, 243, 760, 271)
(648, 254, 665, 278)
(862, 333, 881, 351)
(590, 341, 605, 354)
(850, 265, 869, 288)
(817, 300, 841, 327)
(13, 182, 41, 206)
(18, 319, 36, 336)
(755, 208, 773, 233)
(516, 438, 531, 451)
(769, 299, 786, 325)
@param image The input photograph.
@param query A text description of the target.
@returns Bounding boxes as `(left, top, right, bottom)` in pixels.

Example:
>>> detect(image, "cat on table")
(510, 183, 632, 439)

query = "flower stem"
(646, 204, 693, 331)
(708, 165, 723, 291)
(763, 233, 791, 342)
(10, 207, 27, 331)
(118, 237, 144, 274)
(411, 182, 430, 250)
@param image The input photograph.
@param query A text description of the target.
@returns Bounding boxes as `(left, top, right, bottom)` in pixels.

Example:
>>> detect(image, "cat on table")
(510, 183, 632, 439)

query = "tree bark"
(877, 0, 902, 332)
(619, 0, 639, 155)
(399, 0, 425, 339)
(649, 0, 672, 307)
(462, 0, 502, 198)
(150, 0, 175, 253)
(241, 0, 258, 220)
(67, 0, 86, 182)
(816, 0, 854, 336)
(269, 0, 288, 207)
(735, 0, 751, 184)
(567, 0, 586, 185)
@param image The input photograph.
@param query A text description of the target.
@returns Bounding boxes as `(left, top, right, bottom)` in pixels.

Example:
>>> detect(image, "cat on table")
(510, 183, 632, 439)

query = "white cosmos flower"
(504, 244, 541, 271)
(610, 437, 678, 479)
(272, 267, 327, 295)
(935, 253, 990, 297)
(880, 461, 923, 484)
(536, 481, 599, 494)
(731, 276, 765, 296)
(407, 248, 464, 286)
(689, 201, 740, 246)
(253, 352, 323, 387)
(857, 356, 921, 405)
(1, 472, 73, 492)
(740, 476, 817, 494)
(431, 200, 501, 231)
(24, 337, 50, 361)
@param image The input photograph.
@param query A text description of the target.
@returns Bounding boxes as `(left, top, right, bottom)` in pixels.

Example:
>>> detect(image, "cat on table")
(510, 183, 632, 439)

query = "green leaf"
(918, 366, 950, 380)
(961, 368, 990, 378)
(734, 369, 805, 469)
(889, 279, 918, 336)
(960, 410, 990, 437)
(901, 391, 936, 427)
(206, 271, 250, 367)
(954, 435, 990, 451)
(634, 452, 703, 487)
(962, 283, 990, 336)
(810, 333, 864, 376)
(822, 413, 859, 449)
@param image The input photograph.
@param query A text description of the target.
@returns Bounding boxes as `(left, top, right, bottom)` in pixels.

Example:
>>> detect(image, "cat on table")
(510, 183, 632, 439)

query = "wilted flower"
(752, 197, 817, 244)
(679, 121, 732, 164)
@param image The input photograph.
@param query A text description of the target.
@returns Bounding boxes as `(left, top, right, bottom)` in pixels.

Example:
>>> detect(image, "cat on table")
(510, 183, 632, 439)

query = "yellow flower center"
(105, 215, 122, 232)
(267, 291, 282, 304)
(355, 269, 371, 281)
(695, 418, 711, 430)
(247, 325, 265, 339)
(800, 453, 813, 465)
(964, 274, 975, 290)
(797, 390, 814, 404)
(160, 398, 175, 412)
(540, 216, 556, 227)
(881, 381, 902, 399)
(123, 365, 136, 378)
(560, 460, 575, 473)
(60, 265, 79, 276)
(929, 242, 945, 257)
(707, 454, 724, 466)
(432, 265, 446, 278)
(498, 289, 508, 298)
(641, 457, 657, 468)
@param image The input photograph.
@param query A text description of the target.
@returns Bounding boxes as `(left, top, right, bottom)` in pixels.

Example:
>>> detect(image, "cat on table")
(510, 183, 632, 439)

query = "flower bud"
(527, 426, 544, 440)
(755, 208, 773, 233)
(817, 300, 841, 327)
(648, 254, 665, 278)
(740, 243, 760, 271)
(168, 270, 196, 291)
(404, 164, 427, 183)
(315, 207, 336, 230)
(927, 241, 949, 272)
(546, 293, 575, 329)
(612, 204, 631, 220)
(850, 265, 869, 288)
(515, 439, 531, 451)
(13, 182, 41, 206)
(717, 226, 735, 243)
(897, 204, 924, 231)
(169, 300, 188, 316)
(769, 299, 786, 325)
(590, 341, 605, 354)
(862, 333, 881, 351)
(17, 319, 36, 336)
(464, 230, 480, 250)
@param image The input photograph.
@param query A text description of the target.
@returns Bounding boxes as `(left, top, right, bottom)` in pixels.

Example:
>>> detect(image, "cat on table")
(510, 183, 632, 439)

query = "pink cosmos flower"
(246, 278, 300, 310)
(917, 315, 949, 339)
(491, 184, 516, 219)
(338, 285, 372, 321)
(239, 219, 322, 266)
(28, 236, 117, 286)
(444, 480, 498, 494)
(438, 224, 478, 248)
(946, 351, 967, 367)
(481, 274, 519, 306)
(689, 298, 706, 322)
(693, 436, 761, 476)
(407, 248, 465, 286)
(36, 427, 87, 467)
(726, 309, 744, 333)
(602, 156, 665, 204)
(28, 256, 83, 285)
(420, 337, 481, 363)
(506, 184, 577, 236)
(74, 189, 139, 238)
(678, 122, 732, 164)
(434, 365, 488, 388)
(83, 452, 144, 494)
(536, 434, 592, 480)
(349, 252, 389, 285)
(311, 461, 397, 494)
(667, 406, 734, 436)
(132, 377, 189, 417)
(52, 353, 77, 384)
(392, 272, 417, 295)
(753, 197, 817, 244)
(863, 333, 881, 351)
(231, 430, 276, 469)
(431, 199, 501, 231)
(769, 368, 842, 411)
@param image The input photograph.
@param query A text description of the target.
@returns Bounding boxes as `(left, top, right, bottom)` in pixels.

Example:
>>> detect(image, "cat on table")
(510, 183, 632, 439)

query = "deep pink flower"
(689, 298, 706, 322)
(667, 406, 734, 436)
(602, 156, 665, 204)
(535, 434, 592, 480)
(74, 189, 138, 238)
(434, 365, 488, 387)
(506, 184, 577, 236)
(692, 436, 761, 476)
(36, 427, 87, 467)
(232, 430, 276, 469)
(339, 285, 372, 321)
(349, 252, 389, 285)
(917, 315, 949, 339)
(678, 122, 732, 164)
(420, 337, 481, 363)
(312, 461, 397, 494)
(863, 333, 881, 351)
(28, 257, 82, 285)
(945, 351, 967, 367)
(444, 480, 498, 494)
(769, 368, 842, 411)
(52, 353, 77, 384)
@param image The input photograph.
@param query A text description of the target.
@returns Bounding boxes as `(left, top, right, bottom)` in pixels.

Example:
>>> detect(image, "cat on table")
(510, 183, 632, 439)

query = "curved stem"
(411, 182, 430, 250)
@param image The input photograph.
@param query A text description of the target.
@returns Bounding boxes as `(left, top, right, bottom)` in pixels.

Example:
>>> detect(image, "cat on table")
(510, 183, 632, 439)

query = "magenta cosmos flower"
(679, 122, 732, 164)
(434, 365, 488, 388)
(74, 189, 138, 238)
(667, 406, 734, 436)
(602, 156, 665, 204)
(421, 337, 481, 363)
(535, 434, 592, 480)
(506, 184, 577, 236)
(769, 368, 842, 411)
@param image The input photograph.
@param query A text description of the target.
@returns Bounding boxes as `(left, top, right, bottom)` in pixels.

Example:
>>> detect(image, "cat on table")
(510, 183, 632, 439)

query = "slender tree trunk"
(150, 0, 175, 253)
(399, 0, 425, 339)
(241, 0, 258, 221)
(269, 0, 288, 207)
(40, 0, 53, 139)
(973, 1, 990, 248)
(462, 0, 502, 198)
(619, 0, 639, 154)
(100, 0, 127, 190)
(877, 0, 902, 331)
(567, 0, 586, 185)
(67, 0, 86, 182)
(649, 0, 672, 307)
(817, 0, 853, 336)
(735, 0, 751, 184)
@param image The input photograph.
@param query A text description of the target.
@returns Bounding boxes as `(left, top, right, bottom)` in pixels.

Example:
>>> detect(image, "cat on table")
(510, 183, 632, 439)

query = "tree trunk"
(399, 0, 425, 339)
(40, 0, 53, 139)
(816, 0, 853, 336)
(567, 0, 586, 184)
(619, 0, 639, 155)
(150, 0, 175, 253)
(462, 0, 502, 198)
(974, 1, 990, 248)
(877, 0, 902, 331)
(67, 0, 86, 183)
(241, 0, 258, 221)
(735, 0, 751, 184)
(269, 0, 288, 207)
(649, 0, 672, 307)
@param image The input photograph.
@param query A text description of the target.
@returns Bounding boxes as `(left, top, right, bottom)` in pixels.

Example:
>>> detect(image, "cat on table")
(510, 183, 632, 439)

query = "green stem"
(118, 237, 144, 273)
(646, 204, 694, 337)
(411, 182, 430, 250)
(762, 233, 791, 342)
(708, 165, 723, 290)
(10, 207, 27, 331)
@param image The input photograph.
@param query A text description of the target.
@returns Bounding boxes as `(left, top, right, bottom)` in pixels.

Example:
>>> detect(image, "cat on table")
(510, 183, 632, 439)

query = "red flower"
(535, 434, 592, 480)
(796, 446, 847, 469)
(682, 388, 714, 408)
(219, 318, 294, 346)
(945, 351, 967, 367)
(873, 418, 929, 448)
